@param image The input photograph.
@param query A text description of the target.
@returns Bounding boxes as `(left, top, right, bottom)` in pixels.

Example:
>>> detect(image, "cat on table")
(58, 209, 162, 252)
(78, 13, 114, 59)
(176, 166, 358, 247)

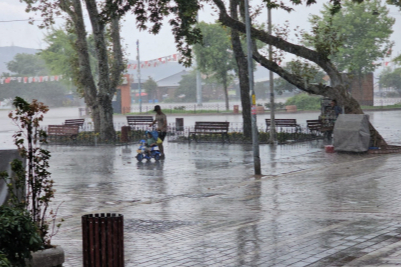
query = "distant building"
(321, 73, 374, 106)
(156, 70, 188, 100)
(348, 73, 374, 106)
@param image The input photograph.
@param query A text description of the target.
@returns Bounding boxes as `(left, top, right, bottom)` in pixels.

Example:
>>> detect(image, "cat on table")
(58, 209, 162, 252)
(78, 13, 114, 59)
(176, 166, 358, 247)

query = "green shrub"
(0, 253, 12, 267)
(0, 206, 43, 267)
(285, 93, 321, 110)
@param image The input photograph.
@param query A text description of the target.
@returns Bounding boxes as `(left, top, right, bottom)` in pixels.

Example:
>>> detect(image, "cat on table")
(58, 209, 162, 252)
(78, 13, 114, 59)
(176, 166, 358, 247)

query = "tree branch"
(212, 0, 343, 84)
(252, 46, 330, 96)
(109, 17, 125, 90)
(66, 0, 97, 106)
(85, 0, 111, 94)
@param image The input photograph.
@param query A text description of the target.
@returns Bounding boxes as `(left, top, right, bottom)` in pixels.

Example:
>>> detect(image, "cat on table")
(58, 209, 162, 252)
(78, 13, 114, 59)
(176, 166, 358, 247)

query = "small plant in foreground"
(0, 206, 42, 267)
(6, 97, 61, 247)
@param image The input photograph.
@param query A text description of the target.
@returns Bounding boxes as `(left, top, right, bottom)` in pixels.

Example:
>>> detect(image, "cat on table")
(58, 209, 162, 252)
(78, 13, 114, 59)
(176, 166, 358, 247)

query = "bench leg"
(189, 134, 197, 143)
(324, 130, 333, 140)
(222, 133, 230, 143)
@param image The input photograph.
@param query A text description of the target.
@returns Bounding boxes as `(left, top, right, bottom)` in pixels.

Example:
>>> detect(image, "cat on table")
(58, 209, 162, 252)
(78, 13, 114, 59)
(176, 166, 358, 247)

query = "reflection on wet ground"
(49, 139, 401, 267)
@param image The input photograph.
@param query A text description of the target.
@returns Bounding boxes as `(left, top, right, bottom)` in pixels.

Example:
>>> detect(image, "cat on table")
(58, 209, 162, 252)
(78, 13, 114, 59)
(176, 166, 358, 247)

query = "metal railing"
(42, 120, 323, 146)
(130, 103, 240, 114)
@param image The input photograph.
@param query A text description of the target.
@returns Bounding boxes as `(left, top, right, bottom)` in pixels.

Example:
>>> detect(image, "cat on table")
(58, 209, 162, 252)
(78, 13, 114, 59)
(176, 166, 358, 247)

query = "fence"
(42, 120, 323, 146)
(373, 98, 401, 107)
(130, 103, 236, 114)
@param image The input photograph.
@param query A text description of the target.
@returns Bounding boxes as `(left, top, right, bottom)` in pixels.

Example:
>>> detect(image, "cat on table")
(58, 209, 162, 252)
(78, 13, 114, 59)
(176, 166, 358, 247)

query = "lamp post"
(268, 7, 276, 144)
(136, 40, 142, 113)
(196, 13, 203, 106)
(244, 0, 261, 175)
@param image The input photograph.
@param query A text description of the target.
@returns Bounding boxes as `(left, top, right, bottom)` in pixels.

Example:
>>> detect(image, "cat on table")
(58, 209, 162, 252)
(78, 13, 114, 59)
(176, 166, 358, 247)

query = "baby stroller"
(135, 130, 161, 162)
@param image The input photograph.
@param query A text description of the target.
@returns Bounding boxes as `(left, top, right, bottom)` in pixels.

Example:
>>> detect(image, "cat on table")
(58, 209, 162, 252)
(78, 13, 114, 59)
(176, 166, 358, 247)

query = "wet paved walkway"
(2, 107, 401, 266)
(49, 140, 401, 267)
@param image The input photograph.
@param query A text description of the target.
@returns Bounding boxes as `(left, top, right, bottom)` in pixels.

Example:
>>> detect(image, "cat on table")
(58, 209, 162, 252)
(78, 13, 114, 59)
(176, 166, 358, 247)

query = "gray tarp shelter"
(333, 114, 371, 152)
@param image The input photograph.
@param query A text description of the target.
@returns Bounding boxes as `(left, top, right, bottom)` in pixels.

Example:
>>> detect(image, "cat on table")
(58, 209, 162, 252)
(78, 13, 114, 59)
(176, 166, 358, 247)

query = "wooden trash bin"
(82, 213, 124, 267)
(120, 126, 130, 142)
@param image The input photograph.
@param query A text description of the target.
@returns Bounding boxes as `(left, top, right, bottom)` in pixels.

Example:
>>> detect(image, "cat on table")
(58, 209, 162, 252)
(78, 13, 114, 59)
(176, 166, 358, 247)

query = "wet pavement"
(49, 141, 401, 267)
(2, 107, 401, 266)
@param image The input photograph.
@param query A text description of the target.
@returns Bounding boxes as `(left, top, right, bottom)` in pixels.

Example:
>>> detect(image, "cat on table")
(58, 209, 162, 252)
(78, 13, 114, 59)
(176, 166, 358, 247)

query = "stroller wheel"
(136, 153, 144, 162)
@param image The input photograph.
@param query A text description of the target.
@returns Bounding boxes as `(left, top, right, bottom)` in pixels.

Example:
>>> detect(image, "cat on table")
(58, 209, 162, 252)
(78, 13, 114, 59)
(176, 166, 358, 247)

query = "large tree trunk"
(85, 0, 116, 141)
(61, 0, 100, 131)
(223, 76, 229, 111)
(230, 0, 251, 138)
(223, 85, 229, 111)
(91, 104, 101, 132)
(97, 94, 115, 141)
(322, 83, 387, 147)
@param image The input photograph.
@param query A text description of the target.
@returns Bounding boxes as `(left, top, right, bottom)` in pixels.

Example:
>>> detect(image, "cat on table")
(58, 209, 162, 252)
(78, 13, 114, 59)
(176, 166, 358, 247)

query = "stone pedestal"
(285, 105, 297, 112)
(27, 246, 65, 267)
(256, 106, 264, 114)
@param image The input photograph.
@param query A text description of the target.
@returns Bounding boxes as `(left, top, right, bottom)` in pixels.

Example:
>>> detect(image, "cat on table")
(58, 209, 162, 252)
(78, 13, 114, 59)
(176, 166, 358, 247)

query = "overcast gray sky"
(1, 0, 400, 67)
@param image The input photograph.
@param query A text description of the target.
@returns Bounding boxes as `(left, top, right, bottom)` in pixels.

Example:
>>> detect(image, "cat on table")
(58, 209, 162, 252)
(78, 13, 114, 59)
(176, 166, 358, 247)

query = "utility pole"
(244, 0, 261, 175)
(268, 7, 276, 144)
(196, 13, 202, 106)
(136, 40, 142, 113)
(196, 66, 202, 106)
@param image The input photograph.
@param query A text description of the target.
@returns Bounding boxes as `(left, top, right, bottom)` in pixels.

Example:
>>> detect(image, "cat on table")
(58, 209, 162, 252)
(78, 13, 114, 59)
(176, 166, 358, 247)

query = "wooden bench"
(307, 120, 334, 139)
(266, 119, 301, 132)
(126, 116, 153, 129)
(47, 125, 79, 139)
(64, 119, 85, 127)
(189, 122, 230, 143)
(306, 120, 323, 133)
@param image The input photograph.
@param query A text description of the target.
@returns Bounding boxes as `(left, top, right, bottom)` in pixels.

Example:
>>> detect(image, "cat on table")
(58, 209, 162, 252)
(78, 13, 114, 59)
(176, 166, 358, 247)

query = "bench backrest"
(65, 119, 85, 127)
(306, 120, 322, 130)
(126, 116, 153, 126)
(194, 121, 229, 132)
(266, 119, 298, 127)
(48, 125, 79, 136)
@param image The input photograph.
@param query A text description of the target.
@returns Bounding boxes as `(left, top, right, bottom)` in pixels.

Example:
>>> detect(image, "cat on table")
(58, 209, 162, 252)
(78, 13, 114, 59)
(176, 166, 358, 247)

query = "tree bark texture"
(230, 0, 251, 138)
(223, 76, 229, 111)
(84, 0, 116, 141)
(214, 0, 387, 146)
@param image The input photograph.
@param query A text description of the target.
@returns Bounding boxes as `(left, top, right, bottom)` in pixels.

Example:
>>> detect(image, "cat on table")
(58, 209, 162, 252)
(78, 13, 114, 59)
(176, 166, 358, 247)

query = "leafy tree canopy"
(98, 0, 390, 67)
(143, 76, 158, 99)
(305, 0, 394, 75)
(174, 71, 197, 102)
(272, 60, 326, 94)
(7, 53, 48, 76)
(193, 22, 237, 109)
(193, 22, 236, 80)
(379, 67, 401, 90)
(285, 92, 322, 110)
(40, 28, 77, 77)
(40, 27, 102, 96)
